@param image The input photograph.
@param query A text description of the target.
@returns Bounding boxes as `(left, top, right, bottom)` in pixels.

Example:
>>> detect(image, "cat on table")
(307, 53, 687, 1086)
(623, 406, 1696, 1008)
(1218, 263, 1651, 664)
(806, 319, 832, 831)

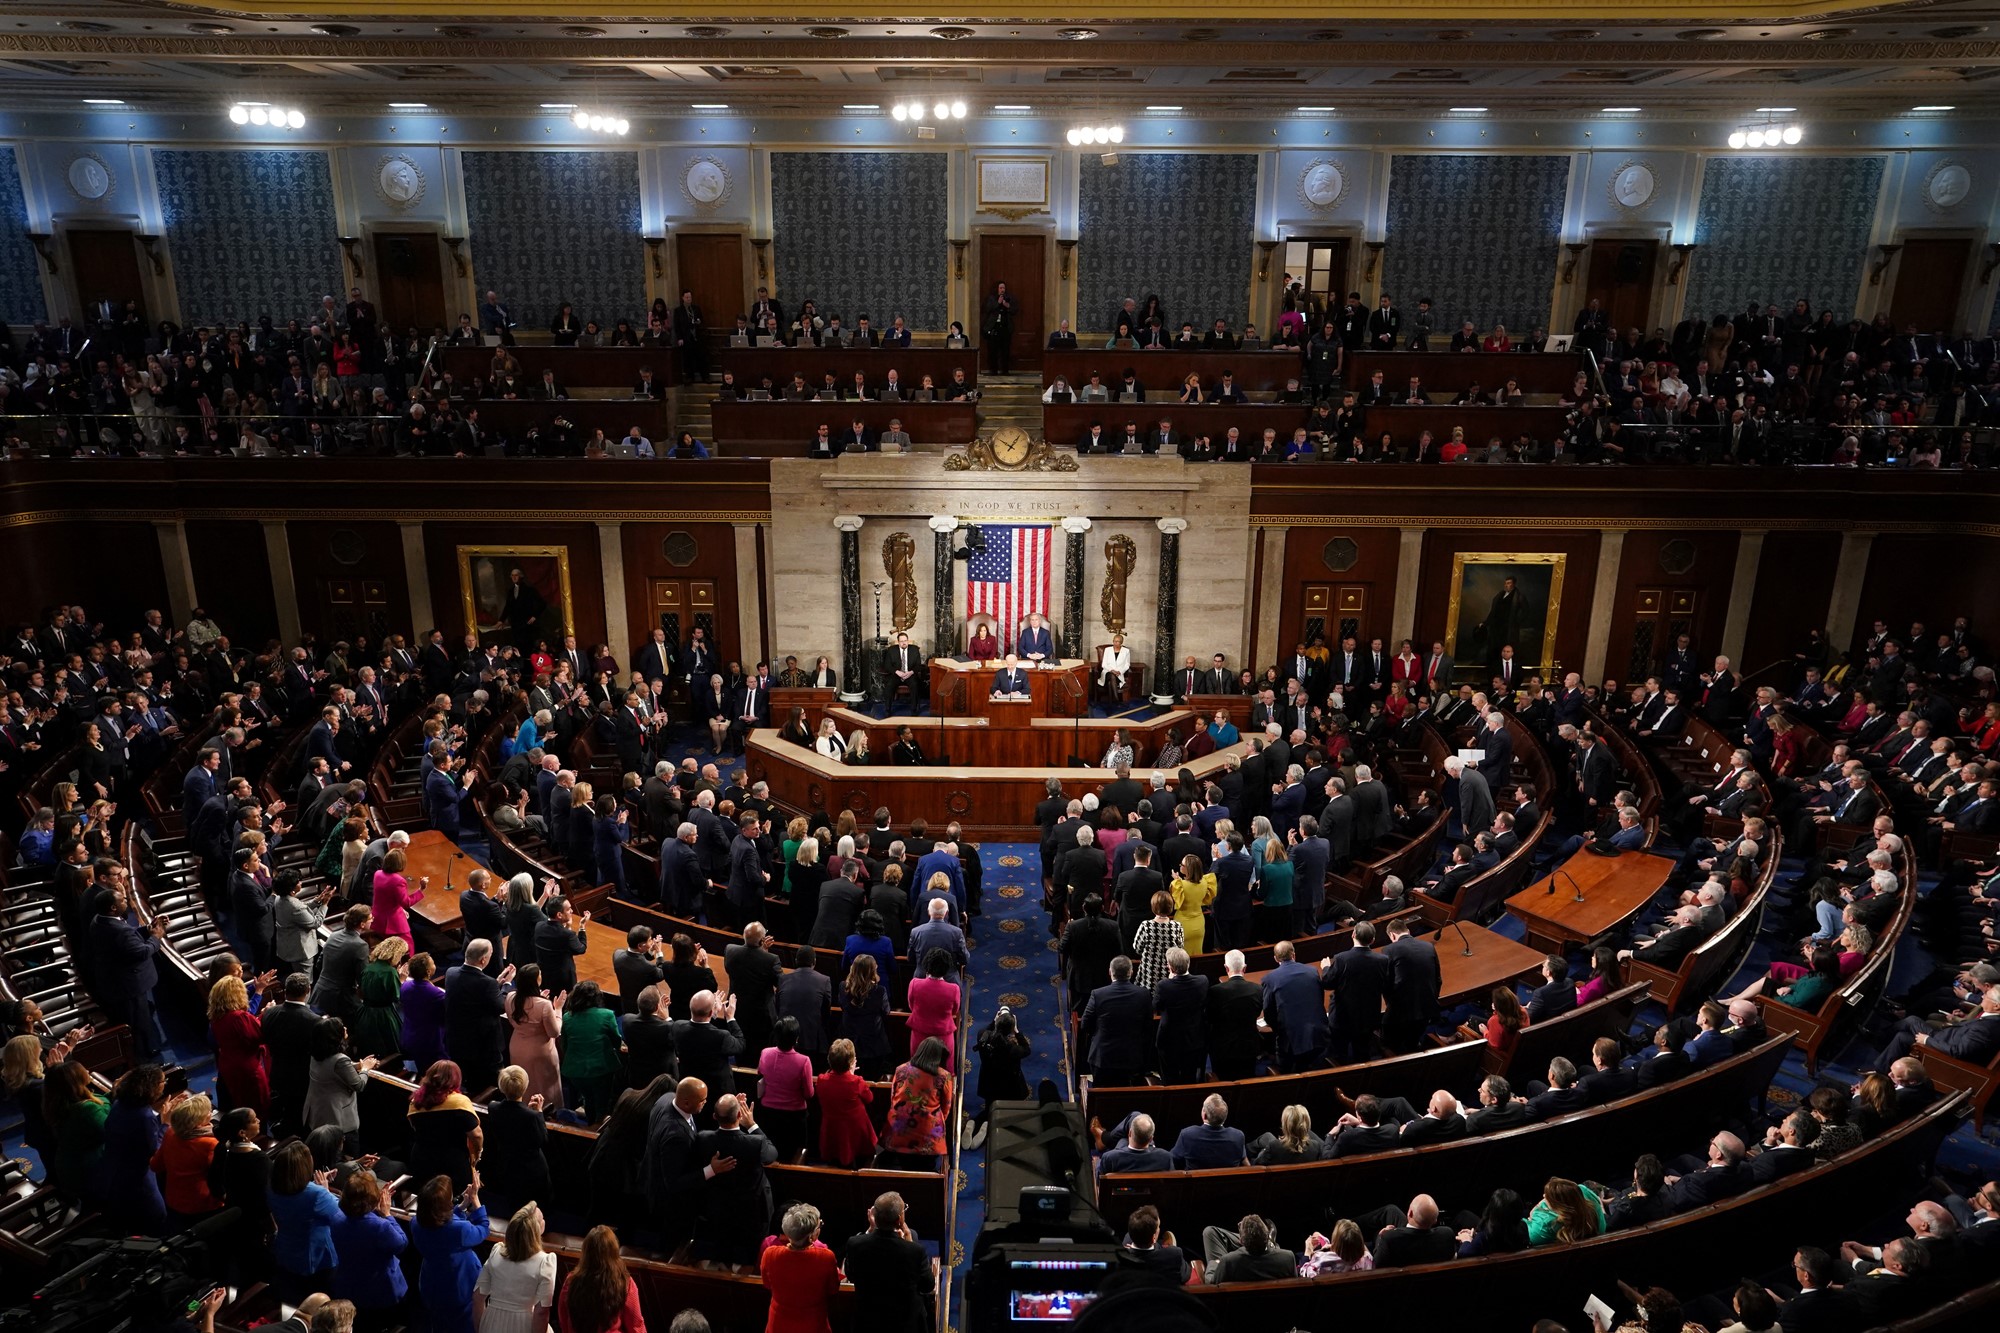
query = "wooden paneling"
(1854, 533, 2000, 655)
(1277, 527, 1404, 657)
(1741, 530, 1841, 673)
(421, 522, 606, 652)
(1041, 350, 1306, 393)
(712, 400, 976, 449)
(285, 521, 410, 648)
(370, 232, 447, 335)
(1604, 529, 1740, 684)
(0, 521, 168, 636)
(184, 519, 277, 647)
(1345, 351, 1580, 395)
(66, 230, 145, 324)
(1889, 238, 1972, 334)
(620, 523, 741, 665)
(1582, 238, 1658, 335)
(1414, 528, 1602, 679)
(980, 233, 1046, 371)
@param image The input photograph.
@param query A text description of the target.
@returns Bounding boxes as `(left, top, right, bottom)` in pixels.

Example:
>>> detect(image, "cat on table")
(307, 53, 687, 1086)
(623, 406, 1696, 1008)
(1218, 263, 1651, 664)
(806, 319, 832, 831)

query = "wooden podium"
(928, 657, 1089, 719)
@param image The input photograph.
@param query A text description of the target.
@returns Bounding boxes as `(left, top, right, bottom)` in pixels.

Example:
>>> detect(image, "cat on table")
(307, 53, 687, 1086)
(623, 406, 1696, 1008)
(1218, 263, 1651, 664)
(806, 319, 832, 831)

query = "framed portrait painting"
(457, 545, 573, 649)
(1444, 552, 1566, 679)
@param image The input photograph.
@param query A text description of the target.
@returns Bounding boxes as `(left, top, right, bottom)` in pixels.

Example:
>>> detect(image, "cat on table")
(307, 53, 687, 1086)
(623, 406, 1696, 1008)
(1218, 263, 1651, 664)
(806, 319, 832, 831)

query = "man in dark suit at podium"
(992, 654, 1030, 699)
(1018, 614, 1054, 664)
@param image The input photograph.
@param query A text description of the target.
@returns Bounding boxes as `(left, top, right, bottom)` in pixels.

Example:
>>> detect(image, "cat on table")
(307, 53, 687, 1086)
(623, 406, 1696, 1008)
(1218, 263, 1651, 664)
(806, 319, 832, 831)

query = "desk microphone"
(1557, 867, 1586, 903)
(1451, 920, 1473, 956)
(446, 851, 464, 894)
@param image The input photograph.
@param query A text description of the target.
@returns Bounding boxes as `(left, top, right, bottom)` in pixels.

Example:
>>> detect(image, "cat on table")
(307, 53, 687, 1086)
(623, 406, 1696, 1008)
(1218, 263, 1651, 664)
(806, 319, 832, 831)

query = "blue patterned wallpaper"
(460, 151, 643, 327)
(0, 146, 43, 324)
(1079, 154, 1257, 333)
(1381, 155, 1569, 337)
(770, 152, 947, 329)
(1684, 156, 1884, 324)
(153, 149, 343, 329)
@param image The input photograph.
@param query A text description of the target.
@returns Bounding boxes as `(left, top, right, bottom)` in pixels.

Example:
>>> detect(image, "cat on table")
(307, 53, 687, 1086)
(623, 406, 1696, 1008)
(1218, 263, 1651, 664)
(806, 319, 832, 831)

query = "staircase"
(974, 373, 1043, 440)
(675, 386, 713, 444)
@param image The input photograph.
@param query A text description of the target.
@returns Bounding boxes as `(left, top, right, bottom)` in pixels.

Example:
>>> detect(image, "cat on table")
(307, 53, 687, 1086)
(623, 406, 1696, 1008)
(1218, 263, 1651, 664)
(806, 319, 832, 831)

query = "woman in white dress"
(474, 1201, 558, 1333)
(126, 358, 164, 451)
(814, 717, 848, 761)
(1099, 633, 1132, 703)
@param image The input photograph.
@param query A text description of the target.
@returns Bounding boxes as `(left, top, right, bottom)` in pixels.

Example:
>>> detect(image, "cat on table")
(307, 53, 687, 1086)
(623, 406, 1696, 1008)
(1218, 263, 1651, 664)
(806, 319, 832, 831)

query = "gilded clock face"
(991, 428, 1032, 467)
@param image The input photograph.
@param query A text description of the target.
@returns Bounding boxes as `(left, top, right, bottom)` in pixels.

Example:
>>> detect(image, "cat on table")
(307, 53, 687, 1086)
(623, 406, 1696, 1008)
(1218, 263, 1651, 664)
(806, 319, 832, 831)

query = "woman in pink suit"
(371, 848, 426, 955)
(905, 949, 961, 1071)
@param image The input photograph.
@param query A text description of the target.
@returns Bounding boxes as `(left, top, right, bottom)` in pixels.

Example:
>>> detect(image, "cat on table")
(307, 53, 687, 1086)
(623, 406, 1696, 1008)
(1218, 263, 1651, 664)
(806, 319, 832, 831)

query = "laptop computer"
(729, 334, 750, 347)
(1548, 334, 1574, 353)
(749, 389, 773, 401)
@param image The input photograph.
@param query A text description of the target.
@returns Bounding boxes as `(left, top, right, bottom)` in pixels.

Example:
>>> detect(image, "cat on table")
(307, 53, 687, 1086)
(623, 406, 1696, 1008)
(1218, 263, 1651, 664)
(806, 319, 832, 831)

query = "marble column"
(1252, 527, 1286, 670)
(929, 514, 959, 655)
(1060, 516, 1092, 658)
(834, 515, 866, 702)
(596, 522, 632, 672)
(263, 520, 302, 646)
(1580, 529, 1626, 684)
(153, 520, 196, 628)
(1391, 527, 1426, 644)
(731, 523, 765, 665)
(1825, 531, 1876, 655)
(398, 521, 435, 635)
(1718, 530, 1767, 668)
(1152, 518, 1187, 705)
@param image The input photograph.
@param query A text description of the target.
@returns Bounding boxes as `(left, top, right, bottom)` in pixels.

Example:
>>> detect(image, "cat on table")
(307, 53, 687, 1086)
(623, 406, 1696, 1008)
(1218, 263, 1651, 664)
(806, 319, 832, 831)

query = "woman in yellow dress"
(1170, 854, 1218, 956)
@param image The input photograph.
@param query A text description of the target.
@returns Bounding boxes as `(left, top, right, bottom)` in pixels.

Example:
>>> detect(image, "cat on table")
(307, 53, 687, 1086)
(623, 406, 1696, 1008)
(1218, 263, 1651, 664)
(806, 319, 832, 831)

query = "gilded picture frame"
(1443, 551, 1566, 679)
(457, 544, 574, 647)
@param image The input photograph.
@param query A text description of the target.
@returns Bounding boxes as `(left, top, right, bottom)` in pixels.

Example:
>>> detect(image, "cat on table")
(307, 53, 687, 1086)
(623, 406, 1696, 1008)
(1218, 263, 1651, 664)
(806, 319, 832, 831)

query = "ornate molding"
(1060, 515, 1094, 534)
(832, 514, 866, 532)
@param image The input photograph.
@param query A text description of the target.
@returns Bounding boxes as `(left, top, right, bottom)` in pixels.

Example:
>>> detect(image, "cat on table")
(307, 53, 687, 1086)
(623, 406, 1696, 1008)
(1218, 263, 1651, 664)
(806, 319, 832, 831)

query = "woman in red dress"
(813, 1039, 877, 1169)
(1390, 639, 1422, 688)
(209, 974, 269, 1114)
(967, 620, 1001, 661)
(1768, 713, 1805, 778)
(760, 1204, 840, 1333)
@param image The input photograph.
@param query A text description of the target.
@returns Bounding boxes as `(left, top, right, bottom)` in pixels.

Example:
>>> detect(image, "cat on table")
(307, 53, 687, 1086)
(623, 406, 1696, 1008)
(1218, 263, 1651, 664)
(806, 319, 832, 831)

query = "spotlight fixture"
(230, 102, 305, 130)
(1727, 118, 1803, 149)
(572, 109, 630, 135)
(1067, 124, 1125, 146)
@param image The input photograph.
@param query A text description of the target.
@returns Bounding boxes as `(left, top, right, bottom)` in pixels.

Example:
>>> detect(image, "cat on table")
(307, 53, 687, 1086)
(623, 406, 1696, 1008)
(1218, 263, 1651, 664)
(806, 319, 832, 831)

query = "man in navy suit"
(1080, 955, 1153, 1086)
(1380, 917, 1442, 1053)
(181, 747, 221, 825)
(1017, 614, 1054, 664)
(90, 881, 169, 1059)
(1606, 806, 1649, 851)
(1525, 954, 1577, 1022)
(1268, 765, 1307, 839)
(1320, 924, 1391, 1064)
(991, 654, 1031, 698)
(657, 822, 707, 915)
(1475, 711, 1514, 786)
(1262, 939, 1329, 1071)
(1879, 983, 2000, 1066)
(1659, 1132, 1747, 1214)
(425, 754, 474, 841)
(1288, 818, 1329, 938)
(1209, 834, 1255, 952)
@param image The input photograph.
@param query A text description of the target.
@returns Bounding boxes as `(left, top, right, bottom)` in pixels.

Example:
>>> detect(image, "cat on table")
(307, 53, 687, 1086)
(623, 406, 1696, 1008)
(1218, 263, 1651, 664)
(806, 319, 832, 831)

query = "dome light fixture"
(230, 103, 305, 131)
(571, 108, 630, 135)
(1727, 118, 1803, 149)
(1068, 123, 1125, 146)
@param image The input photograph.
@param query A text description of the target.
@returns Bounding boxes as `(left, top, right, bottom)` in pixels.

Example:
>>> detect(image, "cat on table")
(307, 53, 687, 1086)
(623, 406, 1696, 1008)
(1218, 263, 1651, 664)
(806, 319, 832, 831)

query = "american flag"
(965, 524, 1051, 650)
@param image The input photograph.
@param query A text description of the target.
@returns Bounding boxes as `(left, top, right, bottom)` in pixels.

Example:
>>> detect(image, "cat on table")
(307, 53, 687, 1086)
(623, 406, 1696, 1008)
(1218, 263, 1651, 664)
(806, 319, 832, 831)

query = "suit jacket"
(776, 967, 833, 1056)
(724, 942, 783, 1028)
(1205, 975, 1263, 1054)
(1350, 781, 1393, 845)
(1744, 1143, 1815, 1185)
(1526, 976, 1578, 1022)
(1477, 726, 1515, 784)
(1261, 959, 1330, 1054)
(443, 966, 507, 1075)
(1324, 947, 1391, 1037)
(1456, 768, 1496, 834)
(1661, 1160, 1745, 1213)
(1153, 972, 1210, 1055)
(1330, 1122, 1402, 1157)
(1373, 1224, 1457, 1268)
(1467, 1100, 1530, 1135)
(1060, 916, 1123, 1003)
(669, 1017, 744, 1095)
(1398, 1111, 1468, 1146)
(1579, 1065, 1637, 1105)
(842, 1227, 934, 1333)
(310, 927, 370, 1015)
(1928, 1012, 2000, 1062)
(1382, 936, 1442, 1024)
(1080, 980, 1153, 1074)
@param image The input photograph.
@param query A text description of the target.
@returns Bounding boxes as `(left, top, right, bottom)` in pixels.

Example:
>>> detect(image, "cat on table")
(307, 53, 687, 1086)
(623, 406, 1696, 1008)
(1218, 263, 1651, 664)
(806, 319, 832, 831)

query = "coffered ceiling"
(5, 0, 2000, 119)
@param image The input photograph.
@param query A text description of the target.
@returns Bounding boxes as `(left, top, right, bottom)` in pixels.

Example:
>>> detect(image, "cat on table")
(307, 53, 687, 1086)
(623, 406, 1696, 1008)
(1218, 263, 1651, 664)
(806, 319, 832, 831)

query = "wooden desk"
(1247, 923, 1543, 1010)
(1506, 850, 1675, 951)
(745, 731, 1250, 838)
(1346, 350, 1581, 396)
(403, 830, 475, 933)
(823, 703, 1200, 768)
(438, 346, 676, 388)
(928, 657, 1088, 717)
(1042, 349, 1306, 394)
(460, 397, 672, 444)
(716, 346, 975, 389)
(1354, 404, 1571, 449)
(1044, 402, 1305, 453)
(711, 400, 977, 450)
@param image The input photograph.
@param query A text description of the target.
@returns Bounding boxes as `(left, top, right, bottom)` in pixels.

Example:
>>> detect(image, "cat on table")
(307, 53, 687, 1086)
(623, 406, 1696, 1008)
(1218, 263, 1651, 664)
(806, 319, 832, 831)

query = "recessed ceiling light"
(389, 103, 428, 109)
(1601, 106, 1641, 112)
(1297, 106, 1337, 112)
(1449, 107, 1488, 113)
(993, 104, 1032, 111)
(1146, 105, 1183, 112)
(1754, 106, 1796, 112)
(1913, 104, 1956, 111)
(83, 98, 126, 105)
(540, 103, 577, 110)
(690, 103, 729, 110)
(843, 104, 880, 110)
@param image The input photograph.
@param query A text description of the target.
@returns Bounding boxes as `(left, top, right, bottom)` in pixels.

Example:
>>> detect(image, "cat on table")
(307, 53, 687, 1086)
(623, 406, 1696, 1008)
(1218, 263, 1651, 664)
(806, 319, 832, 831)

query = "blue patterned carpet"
(950, 842, 1070, 1330)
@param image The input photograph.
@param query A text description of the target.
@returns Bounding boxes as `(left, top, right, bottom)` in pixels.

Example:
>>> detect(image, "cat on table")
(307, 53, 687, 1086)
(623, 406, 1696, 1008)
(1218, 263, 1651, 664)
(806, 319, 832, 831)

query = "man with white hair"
(656, 821, 705, 916)
(1880, 983, 2000, 1066)
(909, 895, 968, 972)
(1443, 755, 1495, 839)
(1207, 949, 1263, 1079)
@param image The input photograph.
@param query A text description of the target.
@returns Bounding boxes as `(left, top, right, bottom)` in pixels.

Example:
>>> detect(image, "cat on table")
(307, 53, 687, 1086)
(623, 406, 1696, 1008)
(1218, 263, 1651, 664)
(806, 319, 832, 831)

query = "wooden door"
(1583, 239, 1658, 336)
(647, 577, 720, 697)
(1890, 238, 1973, 333)
(371, 232, 447, 334)
(980, 233, 1046, 371)
(1297, 584, 1367, 657)
(67, 230, 145, 325)
(1627, 587, 1698, 682)
(676, 233, 745, 348)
